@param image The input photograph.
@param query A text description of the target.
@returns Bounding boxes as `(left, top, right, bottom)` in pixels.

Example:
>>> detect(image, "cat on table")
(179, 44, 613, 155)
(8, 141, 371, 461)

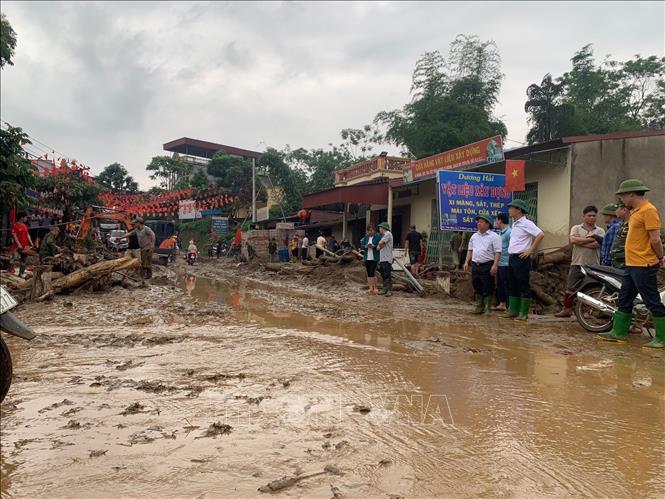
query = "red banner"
(403, 135, 504, 183)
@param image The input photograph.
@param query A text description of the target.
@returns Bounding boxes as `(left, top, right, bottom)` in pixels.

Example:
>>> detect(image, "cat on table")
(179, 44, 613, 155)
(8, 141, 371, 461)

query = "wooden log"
(51, 256, 138, 293)
(531, 283, 557, 306)
(339, 254, 356, 264)
(315, 245, 336, 257)
(392, 258, 425, 294)
(0, 272, 33, 290)
(30, 265, 52, 300)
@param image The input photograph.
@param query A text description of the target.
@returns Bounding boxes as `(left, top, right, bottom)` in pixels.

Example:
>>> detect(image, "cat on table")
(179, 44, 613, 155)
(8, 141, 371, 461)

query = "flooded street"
(1, 261, 664, 498)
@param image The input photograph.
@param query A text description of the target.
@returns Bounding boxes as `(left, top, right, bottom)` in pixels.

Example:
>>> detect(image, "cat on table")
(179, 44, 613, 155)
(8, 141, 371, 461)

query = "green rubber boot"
(598, 311, 632, 343)
(514, 298, 532, 321)
(471, 295, 484, 314)
(643, 316, 665, 348)
(500, 296, 520, 319)
(483, 296, 492, 315)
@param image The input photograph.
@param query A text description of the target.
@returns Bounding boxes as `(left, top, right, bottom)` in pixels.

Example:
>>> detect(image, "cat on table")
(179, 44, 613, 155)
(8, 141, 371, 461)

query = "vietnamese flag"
(505, 160, 525, 193)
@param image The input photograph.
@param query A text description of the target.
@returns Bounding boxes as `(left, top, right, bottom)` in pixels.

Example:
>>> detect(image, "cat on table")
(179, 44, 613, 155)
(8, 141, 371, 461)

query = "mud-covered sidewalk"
(1, 259, 664, 498)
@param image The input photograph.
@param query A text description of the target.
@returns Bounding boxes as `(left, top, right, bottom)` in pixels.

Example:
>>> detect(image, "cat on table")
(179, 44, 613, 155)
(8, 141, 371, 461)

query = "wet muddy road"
(1, 262, 664, 498)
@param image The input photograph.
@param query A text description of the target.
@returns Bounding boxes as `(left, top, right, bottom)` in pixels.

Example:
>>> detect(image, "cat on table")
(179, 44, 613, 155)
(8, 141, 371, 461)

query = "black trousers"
(471, 261, 495, 297)
(618, 265, 665, 317)
(379, 261, 392, 284)
(496, 266, 509, 303)
(508, 254, 532, 299)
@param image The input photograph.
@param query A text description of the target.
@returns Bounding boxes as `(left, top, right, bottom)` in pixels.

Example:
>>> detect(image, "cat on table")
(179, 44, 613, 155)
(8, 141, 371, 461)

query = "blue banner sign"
(211, 216, 229, 235)
(437, 170, 511, 231)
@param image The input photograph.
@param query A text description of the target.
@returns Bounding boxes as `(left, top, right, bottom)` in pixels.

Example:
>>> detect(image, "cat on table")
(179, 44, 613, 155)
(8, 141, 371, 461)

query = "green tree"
(1, 13, 17, 68)
(258, 147, 308, 215)
(0, 125, 36, 214)
(207, 152, 265, 216)
(376, 34, 507, 159)
(338, 124, 384, 162)
(525, 46, 665, 142)
(146, 155, 192, 190)
(35, 167, 101, 213)
(96, 162, 139, 193)
(190, 168, 210, 190)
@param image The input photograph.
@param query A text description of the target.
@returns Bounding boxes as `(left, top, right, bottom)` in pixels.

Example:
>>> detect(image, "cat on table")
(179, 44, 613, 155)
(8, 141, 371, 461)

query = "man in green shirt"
(39, 226, 61, 261)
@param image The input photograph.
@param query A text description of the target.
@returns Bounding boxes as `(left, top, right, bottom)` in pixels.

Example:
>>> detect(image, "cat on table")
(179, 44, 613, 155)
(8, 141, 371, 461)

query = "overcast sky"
(1, 1, 663, 188)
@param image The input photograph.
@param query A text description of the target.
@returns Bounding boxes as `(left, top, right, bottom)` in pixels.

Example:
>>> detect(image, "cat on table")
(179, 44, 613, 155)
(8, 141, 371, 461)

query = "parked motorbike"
(186, 252, 197, 266)
(575, 265, 664, 335)
(1, 286, 37, 403)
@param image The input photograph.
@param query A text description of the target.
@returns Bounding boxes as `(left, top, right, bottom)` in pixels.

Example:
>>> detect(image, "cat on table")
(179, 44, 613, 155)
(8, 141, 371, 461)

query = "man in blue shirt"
(600, 203, 619, 266)
(493, 213, 511, 311)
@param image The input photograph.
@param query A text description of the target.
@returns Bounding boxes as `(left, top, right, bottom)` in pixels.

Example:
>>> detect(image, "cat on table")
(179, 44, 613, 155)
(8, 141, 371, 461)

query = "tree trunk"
(30, 265, 53, 300)
(51, 256, 138, 293)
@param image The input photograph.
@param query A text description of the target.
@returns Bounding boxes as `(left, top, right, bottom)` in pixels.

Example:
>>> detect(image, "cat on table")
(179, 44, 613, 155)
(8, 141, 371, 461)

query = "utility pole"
(252, 157, 256, 223)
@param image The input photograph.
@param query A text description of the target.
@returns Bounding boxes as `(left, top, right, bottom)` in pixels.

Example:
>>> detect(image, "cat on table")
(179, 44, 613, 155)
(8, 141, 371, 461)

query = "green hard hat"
(507, 199, 529, 213)
(475, 213, 493, 227)
(378, 222, 391, 231)
(601, 203, 618, 215)
(615, 179, 649, 194)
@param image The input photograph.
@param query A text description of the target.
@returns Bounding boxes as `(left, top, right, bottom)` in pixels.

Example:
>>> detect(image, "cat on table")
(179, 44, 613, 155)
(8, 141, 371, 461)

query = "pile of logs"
(1, 256, 139, 303)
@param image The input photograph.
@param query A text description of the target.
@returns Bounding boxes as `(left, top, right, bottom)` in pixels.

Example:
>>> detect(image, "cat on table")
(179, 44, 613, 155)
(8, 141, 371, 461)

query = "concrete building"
(301, 130, 664, 264)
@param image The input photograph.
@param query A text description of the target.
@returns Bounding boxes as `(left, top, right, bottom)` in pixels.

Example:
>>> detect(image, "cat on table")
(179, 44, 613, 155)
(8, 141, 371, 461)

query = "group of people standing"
(464, 199, 545, 320)
(554, 179, 664, 348)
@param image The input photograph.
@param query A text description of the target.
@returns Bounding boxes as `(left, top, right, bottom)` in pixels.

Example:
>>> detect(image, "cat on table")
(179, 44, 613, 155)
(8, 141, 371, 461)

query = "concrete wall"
(570, 135, 665, 221)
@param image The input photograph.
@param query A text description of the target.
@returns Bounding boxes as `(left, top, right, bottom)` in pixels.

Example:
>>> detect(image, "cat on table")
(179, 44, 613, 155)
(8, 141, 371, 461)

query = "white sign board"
(178, 199, 198, 220)
(275, 222, 295, 230)
(256, 206, 270, 221)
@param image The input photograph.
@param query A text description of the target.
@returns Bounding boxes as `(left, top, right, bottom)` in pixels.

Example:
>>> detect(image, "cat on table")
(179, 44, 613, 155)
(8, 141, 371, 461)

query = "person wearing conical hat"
(500, 199, 545, 321)
(599, 179, 665, 348)
(463, 213, 502, 314)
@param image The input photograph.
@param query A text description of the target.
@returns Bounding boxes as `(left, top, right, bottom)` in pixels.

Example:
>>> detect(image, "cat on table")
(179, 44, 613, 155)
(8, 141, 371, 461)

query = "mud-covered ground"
(1, 258, 664, 498)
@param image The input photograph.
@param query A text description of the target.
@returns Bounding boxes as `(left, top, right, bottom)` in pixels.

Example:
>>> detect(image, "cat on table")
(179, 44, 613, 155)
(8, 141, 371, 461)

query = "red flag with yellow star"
(505, 160, 525, 192)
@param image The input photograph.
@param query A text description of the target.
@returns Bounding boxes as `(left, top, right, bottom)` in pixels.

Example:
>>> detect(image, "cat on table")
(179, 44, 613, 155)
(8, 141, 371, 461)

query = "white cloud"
(1, 1, 663, 188)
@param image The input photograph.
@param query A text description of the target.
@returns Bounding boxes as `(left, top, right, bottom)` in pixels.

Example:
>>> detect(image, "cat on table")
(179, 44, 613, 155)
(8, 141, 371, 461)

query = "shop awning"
(302, 182, 388, 209)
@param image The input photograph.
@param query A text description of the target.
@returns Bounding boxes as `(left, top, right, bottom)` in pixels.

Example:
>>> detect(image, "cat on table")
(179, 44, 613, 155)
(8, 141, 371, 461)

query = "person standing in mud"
(361, 225, 381, 294)
(268, 237, 277, 262)
(493, 213, 511, 312)
(600, 179, 665, 348)
(600, 203, 620, 266)
(464, 214, 502, 314)
(11, 212, 35, 277)
(124, 218, 155, 280)
(555, 205, 605, 318)
(290, 234, 299, 261)
(404, 224, 423, 273)
(377, 222, 394, 296)
(610, 202, 631, 269)
(501, 199, 544, 321)
(316, 232, 326, 258)
(300, 234, 309, 262)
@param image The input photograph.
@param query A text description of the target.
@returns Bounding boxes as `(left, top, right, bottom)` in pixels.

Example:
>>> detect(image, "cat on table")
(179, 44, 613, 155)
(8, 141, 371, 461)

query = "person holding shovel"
(377, 222, 394, 297)
(361, 225, 381, 294)
(11, 212, 36, 277)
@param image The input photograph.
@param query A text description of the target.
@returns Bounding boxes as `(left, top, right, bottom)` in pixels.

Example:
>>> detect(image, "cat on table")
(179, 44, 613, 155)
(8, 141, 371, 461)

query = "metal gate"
(512, 182, 539, 224)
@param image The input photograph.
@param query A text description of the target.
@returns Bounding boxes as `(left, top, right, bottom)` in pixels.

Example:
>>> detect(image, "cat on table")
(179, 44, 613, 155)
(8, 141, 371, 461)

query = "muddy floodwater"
(1, 261, 664, 498)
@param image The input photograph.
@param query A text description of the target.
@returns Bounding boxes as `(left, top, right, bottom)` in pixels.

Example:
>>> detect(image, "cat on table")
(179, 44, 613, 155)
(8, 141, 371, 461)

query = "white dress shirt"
(469, 230, 502, 263)
(508, 216, 543, 254)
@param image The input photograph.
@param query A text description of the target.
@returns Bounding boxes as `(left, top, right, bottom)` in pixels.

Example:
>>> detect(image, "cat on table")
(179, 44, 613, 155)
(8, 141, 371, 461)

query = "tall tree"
(0, 126, 36, 214)
(189, 168, 210, 190)
(258, 148, 307, 215)
(525, 45, 665, 143)
(146, 155, 192, 190)
(376, 34, 507, 159)
(0, 13, 17, 68)
(207, 152, 265, 216)
(96, 162, 139, 193)
(338, 124, 383, 162)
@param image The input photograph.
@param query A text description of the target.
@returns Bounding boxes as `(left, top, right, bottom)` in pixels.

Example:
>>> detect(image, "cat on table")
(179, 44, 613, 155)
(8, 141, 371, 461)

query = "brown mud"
(1, 258, 664, 498)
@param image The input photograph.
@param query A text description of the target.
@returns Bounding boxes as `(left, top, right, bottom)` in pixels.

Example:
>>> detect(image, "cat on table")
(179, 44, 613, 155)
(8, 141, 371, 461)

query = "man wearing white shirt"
(300, 235, 309, 261)
(501, 199, 545, 321)
(464, 213, 502, 314)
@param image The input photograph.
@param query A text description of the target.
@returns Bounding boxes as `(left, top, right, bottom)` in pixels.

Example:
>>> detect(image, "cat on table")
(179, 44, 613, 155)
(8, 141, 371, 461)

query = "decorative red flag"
(505, 160, 525, 193)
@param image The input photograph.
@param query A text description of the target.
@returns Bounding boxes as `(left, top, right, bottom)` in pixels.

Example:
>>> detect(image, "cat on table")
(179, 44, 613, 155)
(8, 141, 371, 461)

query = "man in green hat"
(463, 213, 502, 314)
(377, 222, 394, 297)
(501, 199, 545, 321)
(600, 179, 665, 348)
(600, 203, 620, 266)
(555, 205, 605, 318)
(609, 201, 631, 269)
